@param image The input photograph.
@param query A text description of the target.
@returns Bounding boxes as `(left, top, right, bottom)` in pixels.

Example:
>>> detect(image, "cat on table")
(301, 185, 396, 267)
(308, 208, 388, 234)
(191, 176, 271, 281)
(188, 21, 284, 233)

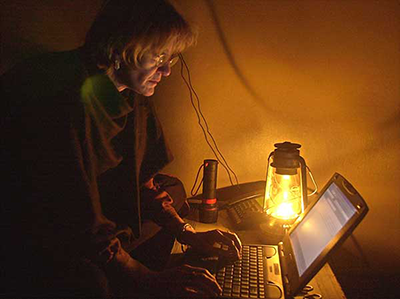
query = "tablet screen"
(290, 182, 357, 276)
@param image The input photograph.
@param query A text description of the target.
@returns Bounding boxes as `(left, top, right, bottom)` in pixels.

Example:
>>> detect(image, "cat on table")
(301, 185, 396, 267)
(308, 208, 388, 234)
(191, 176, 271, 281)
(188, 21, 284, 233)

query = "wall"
(1, 0, 399, 278)
(157, 0, 400, 276)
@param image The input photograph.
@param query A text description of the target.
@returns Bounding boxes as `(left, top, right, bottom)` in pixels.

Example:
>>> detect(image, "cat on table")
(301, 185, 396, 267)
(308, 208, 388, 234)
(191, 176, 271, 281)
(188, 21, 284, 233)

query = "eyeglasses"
(154, 53, 180, 68)
(139, 53, 180, 70)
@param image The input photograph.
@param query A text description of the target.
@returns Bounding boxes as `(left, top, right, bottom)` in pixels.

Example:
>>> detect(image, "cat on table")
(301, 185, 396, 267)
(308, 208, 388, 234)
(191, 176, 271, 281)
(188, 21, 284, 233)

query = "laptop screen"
(289, 182, 357, 276)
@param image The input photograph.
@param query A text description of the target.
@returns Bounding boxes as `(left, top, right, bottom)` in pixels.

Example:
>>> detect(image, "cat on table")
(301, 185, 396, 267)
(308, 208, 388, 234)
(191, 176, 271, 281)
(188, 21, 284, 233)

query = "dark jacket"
(0, 48, 183, 296)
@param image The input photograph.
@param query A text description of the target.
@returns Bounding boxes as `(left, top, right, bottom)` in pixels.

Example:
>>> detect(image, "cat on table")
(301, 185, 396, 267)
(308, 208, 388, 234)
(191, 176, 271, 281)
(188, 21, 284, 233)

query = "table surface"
(172, 197, 347, 299)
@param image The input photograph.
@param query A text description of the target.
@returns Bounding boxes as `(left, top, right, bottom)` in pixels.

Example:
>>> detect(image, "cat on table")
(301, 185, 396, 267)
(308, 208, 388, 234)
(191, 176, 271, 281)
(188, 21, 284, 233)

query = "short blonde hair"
(84, 0, 197, 69)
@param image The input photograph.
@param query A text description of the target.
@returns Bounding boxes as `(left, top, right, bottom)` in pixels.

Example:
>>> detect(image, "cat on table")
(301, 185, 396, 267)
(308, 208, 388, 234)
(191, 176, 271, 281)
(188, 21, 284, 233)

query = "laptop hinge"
(279, 242, 291, 296)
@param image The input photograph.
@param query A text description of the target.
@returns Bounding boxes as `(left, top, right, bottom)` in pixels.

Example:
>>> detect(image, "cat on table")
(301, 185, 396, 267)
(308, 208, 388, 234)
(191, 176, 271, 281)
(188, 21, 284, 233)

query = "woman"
(1, 0, 241, 297)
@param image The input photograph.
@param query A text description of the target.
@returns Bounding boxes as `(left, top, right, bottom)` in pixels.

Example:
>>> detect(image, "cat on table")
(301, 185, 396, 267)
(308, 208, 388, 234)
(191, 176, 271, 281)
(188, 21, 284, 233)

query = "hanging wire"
(179, 53, 239, 187)
(179, 53, 237, 185)
(190, 163, 204, 196)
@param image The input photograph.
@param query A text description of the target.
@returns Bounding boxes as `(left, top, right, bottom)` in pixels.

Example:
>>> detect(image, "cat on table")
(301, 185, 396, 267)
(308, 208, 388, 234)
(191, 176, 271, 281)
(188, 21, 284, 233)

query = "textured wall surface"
(159, 0, 400, 275)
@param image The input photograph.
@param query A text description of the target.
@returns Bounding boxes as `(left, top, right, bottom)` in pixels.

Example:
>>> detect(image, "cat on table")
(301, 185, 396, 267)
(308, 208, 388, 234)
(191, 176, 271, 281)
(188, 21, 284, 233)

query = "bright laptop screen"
(290, 182, 357, 276)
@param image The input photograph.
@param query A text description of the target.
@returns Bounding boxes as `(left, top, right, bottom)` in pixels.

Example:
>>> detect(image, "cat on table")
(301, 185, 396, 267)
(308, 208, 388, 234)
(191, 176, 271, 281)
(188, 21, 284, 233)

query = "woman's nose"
(158, 63, 172, 77)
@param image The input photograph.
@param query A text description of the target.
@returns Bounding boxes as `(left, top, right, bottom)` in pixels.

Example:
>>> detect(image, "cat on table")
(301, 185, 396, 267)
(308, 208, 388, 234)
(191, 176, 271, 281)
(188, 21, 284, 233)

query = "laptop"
(187, 172, 369, 298)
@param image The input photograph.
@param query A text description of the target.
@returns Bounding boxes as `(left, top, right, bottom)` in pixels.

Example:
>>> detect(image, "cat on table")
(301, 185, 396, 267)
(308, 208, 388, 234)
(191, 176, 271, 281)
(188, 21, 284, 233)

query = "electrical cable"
(301, 285, 323, 299)
(178, 53, 239, 190)
(301, 285, 314, 293)
(190, 163, 204, 197)
(303, 294, 322, 299)
(179, 53, 238, 185)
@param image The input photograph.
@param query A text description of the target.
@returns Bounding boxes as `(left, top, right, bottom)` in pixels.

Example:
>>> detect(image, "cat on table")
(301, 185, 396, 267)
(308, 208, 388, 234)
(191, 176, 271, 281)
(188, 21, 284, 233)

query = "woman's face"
(113, 51, 178, 97)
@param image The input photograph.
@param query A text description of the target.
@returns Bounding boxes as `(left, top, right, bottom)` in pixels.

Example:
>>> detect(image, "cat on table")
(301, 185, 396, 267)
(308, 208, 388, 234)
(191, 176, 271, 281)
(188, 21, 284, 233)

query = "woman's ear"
(108, 50, 121, 71)
(114, 55, 121, 70)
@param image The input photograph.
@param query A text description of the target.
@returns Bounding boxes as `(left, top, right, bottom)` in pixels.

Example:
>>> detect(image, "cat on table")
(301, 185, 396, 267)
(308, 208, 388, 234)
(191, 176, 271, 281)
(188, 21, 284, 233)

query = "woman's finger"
(183, 265, 218, 282)
(210, 230, 241, 257)
(181, 286, 216, 298)
(221, 230, 242, 251)
(183, 267, 222, 296)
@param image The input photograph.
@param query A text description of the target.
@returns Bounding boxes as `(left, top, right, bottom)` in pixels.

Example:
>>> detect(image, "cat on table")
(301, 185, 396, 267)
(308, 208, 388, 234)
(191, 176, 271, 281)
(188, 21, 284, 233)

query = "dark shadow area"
(0, 38, 46, 74)
(329, 243, 400, 299)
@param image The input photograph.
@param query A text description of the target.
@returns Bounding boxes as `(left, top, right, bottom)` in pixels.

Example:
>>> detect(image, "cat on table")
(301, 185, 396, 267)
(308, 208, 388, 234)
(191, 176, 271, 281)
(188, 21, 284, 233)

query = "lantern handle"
(306, 165, 318, 196)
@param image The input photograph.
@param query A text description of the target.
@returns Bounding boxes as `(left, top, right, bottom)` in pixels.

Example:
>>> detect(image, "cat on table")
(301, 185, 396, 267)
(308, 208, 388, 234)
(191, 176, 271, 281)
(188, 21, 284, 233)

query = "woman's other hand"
(143, 264, 222, 297)
(180, 229, 242, 262)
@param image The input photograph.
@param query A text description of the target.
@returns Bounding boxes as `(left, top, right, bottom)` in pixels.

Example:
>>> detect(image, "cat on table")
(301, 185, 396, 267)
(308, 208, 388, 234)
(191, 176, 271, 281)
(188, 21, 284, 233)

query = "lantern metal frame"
(260, 141, 314, 243)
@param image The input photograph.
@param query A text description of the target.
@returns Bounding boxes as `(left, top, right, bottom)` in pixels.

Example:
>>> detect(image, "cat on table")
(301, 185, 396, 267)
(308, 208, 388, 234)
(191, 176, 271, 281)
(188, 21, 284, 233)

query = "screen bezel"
(281, 172, 369, 297)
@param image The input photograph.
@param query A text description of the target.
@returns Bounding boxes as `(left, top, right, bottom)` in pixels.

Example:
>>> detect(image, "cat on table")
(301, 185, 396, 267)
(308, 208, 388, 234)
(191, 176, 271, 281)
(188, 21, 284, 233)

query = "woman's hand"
(106, 244, 221, 297)
(180, 229, 242, 262)
(143, 264, 222, 297)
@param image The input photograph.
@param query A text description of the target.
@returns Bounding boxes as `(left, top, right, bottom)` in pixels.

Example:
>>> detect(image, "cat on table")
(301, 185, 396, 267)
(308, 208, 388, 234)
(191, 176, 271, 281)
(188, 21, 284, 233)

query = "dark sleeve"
(1, 54, 154, 298)
(140, 174, 190, 235)
(0, 56, 130, 266)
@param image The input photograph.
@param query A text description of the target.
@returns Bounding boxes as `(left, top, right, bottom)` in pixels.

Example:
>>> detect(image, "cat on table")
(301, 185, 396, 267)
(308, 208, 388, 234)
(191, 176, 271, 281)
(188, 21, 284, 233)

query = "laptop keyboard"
(216, 245, 267, 298)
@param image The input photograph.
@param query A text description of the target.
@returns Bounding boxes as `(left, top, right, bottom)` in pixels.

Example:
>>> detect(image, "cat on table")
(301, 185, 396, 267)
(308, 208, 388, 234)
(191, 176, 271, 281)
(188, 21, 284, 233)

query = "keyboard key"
(233, 277, 241, 283)
(232, 285, 240, 293)
(224, 282, 232, 289)
(216, 245, 280, 299)
(250, 286, 258, 295)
